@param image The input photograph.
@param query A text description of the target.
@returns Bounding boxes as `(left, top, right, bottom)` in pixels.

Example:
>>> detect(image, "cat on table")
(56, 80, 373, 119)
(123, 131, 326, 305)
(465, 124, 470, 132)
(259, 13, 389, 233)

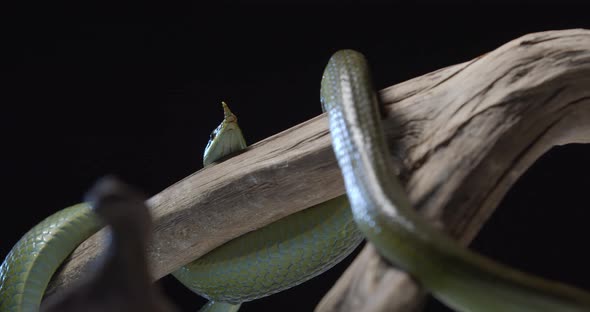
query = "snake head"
(203, 101, 248, 167)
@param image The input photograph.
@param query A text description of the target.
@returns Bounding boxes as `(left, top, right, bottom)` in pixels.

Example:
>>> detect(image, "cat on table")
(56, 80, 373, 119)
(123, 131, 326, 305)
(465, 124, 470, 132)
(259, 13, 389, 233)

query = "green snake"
(3, 49, 590, 312)
(320, 49, 590, 311)
(0, 101, 362, 311)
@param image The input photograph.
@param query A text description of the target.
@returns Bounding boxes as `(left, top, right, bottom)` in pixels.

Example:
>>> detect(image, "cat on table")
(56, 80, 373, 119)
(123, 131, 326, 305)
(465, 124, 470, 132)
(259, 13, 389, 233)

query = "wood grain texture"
(44, 29, 590, 310)
(317, 29, 590, 311)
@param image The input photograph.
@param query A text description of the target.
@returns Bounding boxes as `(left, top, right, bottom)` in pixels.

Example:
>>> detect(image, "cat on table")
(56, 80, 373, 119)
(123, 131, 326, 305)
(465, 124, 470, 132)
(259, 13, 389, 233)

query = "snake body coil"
(0, 204, 100, 311)
(321, 49, 590, 312)
(0, 102, 363, 312)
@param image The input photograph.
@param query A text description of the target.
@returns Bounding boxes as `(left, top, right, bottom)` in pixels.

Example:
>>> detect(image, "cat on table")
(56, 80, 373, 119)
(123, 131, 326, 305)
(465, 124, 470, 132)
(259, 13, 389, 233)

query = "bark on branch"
(44, 29, 590, 312)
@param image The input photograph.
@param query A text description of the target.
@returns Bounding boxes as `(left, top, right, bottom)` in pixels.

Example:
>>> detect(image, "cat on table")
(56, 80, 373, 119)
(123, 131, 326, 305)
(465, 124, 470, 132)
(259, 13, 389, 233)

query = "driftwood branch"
(45, 29, 590, 311)
(316, 29, 590, 311)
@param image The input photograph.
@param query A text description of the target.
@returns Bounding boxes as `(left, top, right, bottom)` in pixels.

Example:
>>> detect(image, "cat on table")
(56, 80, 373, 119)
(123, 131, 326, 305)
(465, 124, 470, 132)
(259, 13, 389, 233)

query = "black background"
(3, 4, 590, 312)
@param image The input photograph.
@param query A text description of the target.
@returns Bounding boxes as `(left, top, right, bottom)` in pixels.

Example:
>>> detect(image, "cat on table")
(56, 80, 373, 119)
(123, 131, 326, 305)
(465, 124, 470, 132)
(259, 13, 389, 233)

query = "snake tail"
(321, 49, 590, 312)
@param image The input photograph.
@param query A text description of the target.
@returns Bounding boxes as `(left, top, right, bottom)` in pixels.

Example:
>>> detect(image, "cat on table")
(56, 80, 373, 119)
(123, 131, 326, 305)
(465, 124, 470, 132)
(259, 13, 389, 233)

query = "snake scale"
(2, 48, 590, 312)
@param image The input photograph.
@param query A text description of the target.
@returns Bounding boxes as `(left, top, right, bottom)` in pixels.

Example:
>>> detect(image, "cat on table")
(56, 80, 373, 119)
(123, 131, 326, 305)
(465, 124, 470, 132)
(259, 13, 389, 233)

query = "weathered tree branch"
(316, 29, 590, 311)
(45, 29, 590, 312)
